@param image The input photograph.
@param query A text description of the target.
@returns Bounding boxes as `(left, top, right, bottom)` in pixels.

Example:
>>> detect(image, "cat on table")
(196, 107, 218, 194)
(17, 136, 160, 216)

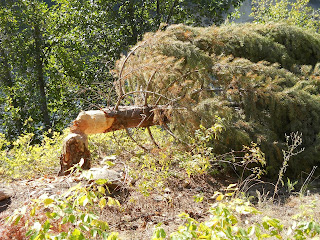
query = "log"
(59, 105, 170, 176)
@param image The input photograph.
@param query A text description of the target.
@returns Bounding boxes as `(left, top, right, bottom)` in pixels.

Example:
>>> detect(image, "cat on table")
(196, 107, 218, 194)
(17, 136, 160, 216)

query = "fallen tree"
(59, 106, 170, 175)
(112, 22, 320, 178)
(60, 22, 320, 178)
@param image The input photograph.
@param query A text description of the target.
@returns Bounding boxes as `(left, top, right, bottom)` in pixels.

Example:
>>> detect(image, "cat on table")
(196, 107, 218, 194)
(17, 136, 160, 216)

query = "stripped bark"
(59, 105, 170, 175)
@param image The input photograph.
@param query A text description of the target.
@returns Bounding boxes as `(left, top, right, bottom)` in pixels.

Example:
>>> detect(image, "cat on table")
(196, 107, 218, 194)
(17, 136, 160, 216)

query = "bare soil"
(1, 169, 320, 240)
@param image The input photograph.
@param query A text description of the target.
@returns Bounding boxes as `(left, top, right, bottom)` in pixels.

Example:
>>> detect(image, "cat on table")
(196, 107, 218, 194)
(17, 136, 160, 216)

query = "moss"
(114, 22, 320, 178)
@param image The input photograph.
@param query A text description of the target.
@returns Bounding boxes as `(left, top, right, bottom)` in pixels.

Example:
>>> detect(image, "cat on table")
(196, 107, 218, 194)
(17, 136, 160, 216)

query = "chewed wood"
(59, 105, 170, 175)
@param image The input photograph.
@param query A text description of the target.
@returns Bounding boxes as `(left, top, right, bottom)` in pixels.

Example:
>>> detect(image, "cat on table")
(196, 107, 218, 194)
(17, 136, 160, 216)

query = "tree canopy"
(114, 22, 320, 177)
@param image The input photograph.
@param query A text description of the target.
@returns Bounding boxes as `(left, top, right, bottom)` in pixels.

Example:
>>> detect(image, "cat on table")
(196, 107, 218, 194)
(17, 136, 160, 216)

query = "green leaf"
(79, 195, 89, 206)
(14, 215, 22, 225)
(43, 198, 55, 206)
(43, 220, 51, 232)
(95, 179, 109, 185)
(98, 186, 106, 194)
(69, 214, 76, 223)
(153, 227, 167, 239)
(107, 232, 119, 240)
(99, 197, 107, 209)
(71, 228, 85, 240)
(107, 197, 120, 207)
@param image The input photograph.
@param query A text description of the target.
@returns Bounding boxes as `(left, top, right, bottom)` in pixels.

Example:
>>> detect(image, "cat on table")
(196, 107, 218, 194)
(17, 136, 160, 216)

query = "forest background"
(0, 0, 245, 141)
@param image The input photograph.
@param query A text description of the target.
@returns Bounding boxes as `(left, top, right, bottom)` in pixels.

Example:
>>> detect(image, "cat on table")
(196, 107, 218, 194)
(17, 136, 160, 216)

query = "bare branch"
(116, 41, 146, 110)
(144, 70, 157, 106)
(147, 126, 160, 148)
(125, 128, 149, 151)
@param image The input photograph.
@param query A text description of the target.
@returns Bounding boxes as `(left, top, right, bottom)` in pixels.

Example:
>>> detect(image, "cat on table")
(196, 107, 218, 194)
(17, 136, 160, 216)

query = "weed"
(273, 132, 304, 199)
(5, 170, 120, 239)
(0, 130, 66, 179)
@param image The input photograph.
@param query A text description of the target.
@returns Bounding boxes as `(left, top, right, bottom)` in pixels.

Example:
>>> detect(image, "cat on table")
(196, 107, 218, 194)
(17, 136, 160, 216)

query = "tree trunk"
(59, 105, 170, 176)
(33, 22, 51, 130)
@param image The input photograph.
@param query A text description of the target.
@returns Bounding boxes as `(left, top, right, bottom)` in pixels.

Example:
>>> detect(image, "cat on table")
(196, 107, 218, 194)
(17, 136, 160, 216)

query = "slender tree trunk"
(156, 0, 161, 27)
(33, 22, 51, 130)
(0, 46, 13, 88)
(59, 105, 170, 175)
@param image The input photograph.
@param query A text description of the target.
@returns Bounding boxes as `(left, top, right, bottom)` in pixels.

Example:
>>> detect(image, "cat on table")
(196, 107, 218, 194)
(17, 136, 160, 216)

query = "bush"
(0, 130, 66, 179)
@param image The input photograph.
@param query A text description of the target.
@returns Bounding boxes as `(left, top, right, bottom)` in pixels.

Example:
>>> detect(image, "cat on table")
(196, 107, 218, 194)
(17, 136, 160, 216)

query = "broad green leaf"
(98, 186, 106, 194)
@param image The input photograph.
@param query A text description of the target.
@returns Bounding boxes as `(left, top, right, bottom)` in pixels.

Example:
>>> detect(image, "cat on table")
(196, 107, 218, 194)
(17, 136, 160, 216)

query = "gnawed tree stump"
(58, 133, 91, 176)
(59, 105, 170, 176)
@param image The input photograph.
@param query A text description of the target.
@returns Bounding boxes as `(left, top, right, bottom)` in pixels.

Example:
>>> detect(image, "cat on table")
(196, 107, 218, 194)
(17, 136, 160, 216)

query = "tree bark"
(59, 105, 170, 175)
(33, 21, 51, 130)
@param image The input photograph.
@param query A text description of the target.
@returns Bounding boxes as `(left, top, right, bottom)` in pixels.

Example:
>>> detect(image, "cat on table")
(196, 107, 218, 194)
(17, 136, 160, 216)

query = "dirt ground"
(1, 170, 320, 239)
(0, 170, 235, 239)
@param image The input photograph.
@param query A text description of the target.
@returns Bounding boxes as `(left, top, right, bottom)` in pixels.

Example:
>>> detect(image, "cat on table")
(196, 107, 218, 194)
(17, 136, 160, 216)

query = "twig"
(116, 42, 146, 110)
(273, 132, 304, 199)
(300, 166, 318, 195)
(162, 123, 190, 147)
(125, 128, 149, 151)
(115, 90, 175, 108)
(144, 70, 157, 106)
(147, 127, 160, 148)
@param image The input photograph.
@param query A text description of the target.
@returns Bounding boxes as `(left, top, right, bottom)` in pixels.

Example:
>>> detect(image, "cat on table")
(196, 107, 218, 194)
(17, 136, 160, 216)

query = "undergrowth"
(153, 192, 320, 240)
(1, 125, 319, 239)
(0, 130, 67, 180)
(3, 168, 120, 240)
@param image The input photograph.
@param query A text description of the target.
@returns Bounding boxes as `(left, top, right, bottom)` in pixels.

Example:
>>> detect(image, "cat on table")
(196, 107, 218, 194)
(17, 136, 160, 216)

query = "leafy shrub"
(0, 130, 66, 179)
(153, 193, 320, 240)
(251, 0, 320, 32)
(5, 174, 120, 240)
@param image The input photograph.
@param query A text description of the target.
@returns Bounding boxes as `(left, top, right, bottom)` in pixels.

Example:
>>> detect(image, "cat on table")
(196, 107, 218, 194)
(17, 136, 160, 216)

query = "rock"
(0, 189, 13, 201)
(82, 167, 122, 181)
(153, 195, 164, 202)
(81, 167, 124, 191)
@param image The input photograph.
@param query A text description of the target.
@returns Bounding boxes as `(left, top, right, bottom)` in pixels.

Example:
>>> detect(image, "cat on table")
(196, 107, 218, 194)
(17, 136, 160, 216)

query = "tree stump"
(58, 133, 91, 176)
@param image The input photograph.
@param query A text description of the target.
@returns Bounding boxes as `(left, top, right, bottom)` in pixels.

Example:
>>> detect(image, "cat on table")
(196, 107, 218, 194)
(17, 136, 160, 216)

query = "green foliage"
(114, 22, 320, 177)
(6, 176, 120, 239)
(0, 0, 244, 140)
(154, 193, 320, 239)
(0, 130, 66, 179)
(0, 0, 80, 139)
(90, 125, 265, 197)
(251, 0, 320, 32)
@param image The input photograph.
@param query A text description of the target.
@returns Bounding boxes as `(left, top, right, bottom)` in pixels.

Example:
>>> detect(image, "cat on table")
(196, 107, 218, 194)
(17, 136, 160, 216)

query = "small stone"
(164, 187, 171, 193)
(81, 167, 124, 191)
(0, 189, 13, 201)
(82, 167, 122, 182)
(153, 195, 164, 202)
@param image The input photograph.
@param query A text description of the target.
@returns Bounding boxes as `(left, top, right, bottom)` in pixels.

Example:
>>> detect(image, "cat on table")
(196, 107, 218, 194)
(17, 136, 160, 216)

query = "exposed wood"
(59, 105, 170, 175)
(58, 133, 91, 176)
